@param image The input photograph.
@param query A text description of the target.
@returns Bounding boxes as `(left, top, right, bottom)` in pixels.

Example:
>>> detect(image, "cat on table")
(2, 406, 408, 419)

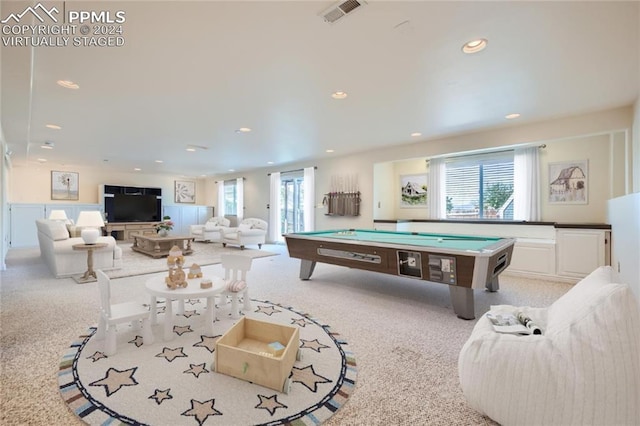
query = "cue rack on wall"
(324, 174, 361, 216)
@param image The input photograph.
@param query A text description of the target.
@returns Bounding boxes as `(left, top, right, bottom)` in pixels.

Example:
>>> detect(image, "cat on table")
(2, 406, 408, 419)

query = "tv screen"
(113, 194, 159, 222)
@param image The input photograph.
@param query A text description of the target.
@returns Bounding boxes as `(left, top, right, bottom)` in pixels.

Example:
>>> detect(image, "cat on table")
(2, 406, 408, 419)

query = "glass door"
(280, 176, 304, 238)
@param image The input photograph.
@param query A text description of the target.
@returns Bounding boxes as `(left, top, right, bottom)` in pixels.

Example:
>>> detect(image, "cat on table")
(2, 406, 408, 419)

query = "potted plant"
(155, 215, 174, 237)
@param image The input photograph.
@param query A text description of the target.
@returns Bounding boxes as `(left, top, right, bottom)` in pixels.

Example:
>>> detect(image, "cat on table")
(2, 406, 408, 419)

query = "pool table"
(284, 229, 515, 320)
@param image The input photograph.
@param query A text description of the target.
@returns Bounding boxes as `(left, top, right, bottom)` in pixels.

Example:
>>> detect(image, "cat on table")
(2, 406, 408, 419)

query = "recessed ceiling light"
(46, 124, 61, 130)
(462, 38, 488, 54)
(505, 113, 521, 119)
(411, 132, 422, 137)
(37, 158, 47, 162)
(155, 160, 163, 163)
(235, 127, 252, 133)
(134, 167, 141, 171)
(331, 91, 348, 100)
(326, 149, 335, 153)
(228, 169, 235, 172)
(57, 80, 79, 89)
(41, 141, 54, 149)
(186, 147, 196, 152)
(267, 161, 274, 165)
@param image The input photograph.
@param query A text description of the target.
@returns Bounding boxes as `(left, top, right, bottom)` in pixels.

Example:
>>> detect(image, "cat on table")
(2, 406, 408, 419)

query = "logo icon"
(1, 2, 59, 24)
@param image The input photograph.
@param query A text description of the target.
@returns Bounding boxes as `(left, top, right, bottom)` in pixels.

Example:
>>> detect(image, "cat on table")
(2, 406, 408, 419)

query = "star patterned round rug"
(58, 299, 356, 425)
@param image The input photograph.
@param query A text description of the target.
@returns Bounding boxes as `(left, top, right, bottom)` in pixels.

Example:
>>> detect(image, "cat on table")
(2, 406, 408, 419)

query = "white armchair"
(221, 218, 268, 250)
(189, 216, 230, 243)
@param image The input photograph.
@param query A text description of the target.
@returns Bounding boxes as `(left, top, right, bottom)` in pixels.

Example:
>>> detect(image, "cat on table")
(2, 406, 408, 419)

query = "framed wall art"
(175, 180, 196, 203)
(400, 173, 428, 208)
(548, 160, 588, 204)
(51, 171, 79, 201)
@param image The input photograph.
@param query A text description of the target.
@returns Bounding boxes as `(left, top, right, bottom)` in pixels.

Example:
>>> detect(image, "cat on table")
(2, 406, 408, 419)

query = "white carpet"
(0, 243, 573, 425)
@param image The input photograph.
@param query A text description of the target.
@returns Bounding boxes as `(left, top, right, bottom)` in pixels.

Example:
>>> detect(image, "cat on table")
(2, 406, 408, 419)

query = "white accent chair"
(458, 266, 640, 425)
(221, 218, 268, 250)
(96, 270, 154, 356)
(189, 216, 230, 243)
(220, 254, 253, 319)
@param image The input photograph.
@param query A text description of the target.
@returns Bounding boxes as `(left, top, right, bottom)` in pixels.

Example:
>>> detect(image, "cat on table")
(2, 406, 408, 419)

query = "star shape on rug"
(155, 347, 188, 362)
(186, 299, 201, 306)
(129, 335, 144, 347)
(174, 325, 193, 336)
(148, 388, 173, 405)
(300, 338, 330, 353)
(89, 367, 139, 397)
(182, 398, 222, 425)
(291, 318, 311, 327)
(183, 363, 209, 378)
(255, 394, 288, 416)
(193, 335, 221, 353)
(86, 351, 107, 362)
(182, 309, 199, 318)
(290, 365, 332, 392)
(255, 305, 281, 316)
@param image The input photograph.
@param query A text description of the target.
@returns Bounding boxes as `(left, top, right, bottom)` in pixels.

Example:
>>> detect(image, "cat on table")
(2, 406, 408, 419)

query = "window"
(224, 180, 237, 215)
(445, 151, 514, 220)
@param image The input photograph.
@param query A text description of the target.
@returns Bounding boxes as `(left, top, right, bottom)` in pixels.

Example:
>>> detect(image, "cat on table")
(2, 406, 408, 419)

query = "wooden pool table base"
(286, 230, 514, 320)
(298, 258, 501, 320)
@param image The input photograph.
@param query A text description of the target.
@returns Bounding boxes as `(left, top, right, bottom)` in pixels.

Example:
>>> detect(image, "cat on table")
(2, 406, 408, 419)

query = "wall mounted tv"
(112, 193, 160, 222)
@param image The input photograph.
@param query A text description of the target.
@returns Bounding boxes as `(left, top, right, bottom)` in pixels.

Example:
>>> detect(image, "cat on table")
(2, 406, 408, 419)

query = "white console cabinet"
(556, 228, 610, 278)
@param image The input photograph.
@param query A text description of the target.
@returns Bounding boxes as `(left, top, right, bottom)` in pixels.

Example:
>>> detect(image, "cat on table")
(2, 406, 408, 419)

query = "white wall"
(607, 192, 640, 303)
(1, 129, 8, 270)
(205, 106, 634, 237)
(634, 97, 640, 193)
(8, 165, 211, 209)
(5, 105, 636, 240)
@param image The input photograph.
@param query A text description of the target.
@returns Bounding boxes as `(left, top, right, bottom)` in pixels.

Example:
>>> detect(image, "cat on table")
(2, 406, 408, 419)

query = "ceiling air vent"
(320, 0, 367, 24)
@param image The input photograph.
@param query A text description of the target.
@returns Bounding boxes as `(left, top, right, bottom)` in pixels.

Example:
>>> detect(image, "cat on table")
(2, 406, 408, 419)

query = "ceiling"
(2, 1, 639, 177)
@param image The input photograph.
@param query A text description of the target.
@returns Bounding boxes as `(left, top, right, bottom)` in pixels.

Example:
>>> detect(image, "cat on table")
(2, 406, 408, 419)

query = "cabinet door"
(10, 204, 45, 248)
(180, 206, 199, 234)
(556, 229, 609, 278)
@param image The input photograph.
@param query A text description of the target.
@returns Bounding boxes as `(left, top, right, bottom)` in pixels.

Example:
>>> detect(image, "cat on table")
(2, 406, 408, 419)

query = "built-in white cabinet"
(556, 228, 610, 278)
(162, 205, 213, 236)
(372, 220, 611, 281)
(9, 203, 101, 248)
(9, 202, 213, 248)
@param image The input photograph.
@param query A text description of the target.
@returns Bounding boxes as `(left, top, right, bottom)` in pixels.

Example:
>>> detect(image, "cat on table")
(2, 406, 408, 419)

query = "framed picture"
(548, 160, 588, 204)
(51, 171, 79, 200)
(175, 180, 195, 203)
(400, 173, 428, 208)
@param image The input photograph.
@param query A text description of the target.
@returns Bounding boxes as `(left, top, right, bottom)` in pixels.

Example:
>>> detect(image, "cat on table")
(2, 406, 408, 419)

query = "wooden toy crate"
(214, 317, 300, 393)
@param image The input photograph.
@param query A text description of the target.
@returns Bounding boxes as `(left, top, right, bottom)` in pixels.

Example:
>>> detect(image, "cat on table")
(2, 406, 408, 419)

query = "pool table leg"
(449, 286, 475, 320)
(299, 260, 316, 280)
(486, 276, 500, 292)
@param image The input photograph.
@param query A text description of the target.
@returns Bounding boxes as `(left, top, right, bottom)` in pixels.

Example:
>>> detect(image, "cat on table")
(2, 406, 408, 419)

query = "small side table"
(72, 242, 108, 283)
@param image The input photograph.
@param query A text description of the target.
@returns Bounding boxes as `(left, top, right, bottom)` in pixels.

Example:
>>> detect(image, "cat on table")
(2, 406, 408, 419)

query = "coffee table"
(131, 233, 194, 258)
(145, 275, 226, 341)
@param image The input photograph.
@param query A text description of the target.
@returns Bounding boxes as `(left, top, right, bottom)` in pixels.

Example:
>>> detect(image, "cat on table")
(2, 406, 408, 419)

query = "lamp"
(76, 211, 105, 245)
(48, 210, 68, 221)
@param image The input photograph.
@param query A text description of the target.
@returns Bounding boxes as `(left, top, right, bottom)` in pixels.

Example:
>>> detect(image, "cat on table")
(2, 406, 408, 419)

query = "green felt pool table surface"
(294, 229, 505, 252)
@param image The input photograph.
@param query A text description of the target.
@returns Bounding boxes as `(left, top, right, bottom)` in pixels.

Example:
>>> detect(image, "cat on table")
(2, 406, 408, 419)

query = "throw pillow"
(238, 223, 253, 232)
(226, 279, 247, 292)
(50, 221, 70, 241)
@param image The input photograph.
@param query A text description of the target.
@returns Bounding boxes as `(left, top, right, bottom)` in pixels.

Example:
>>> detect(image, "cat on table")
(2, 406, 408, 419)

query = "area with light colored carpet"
(1, 243, 572, 425)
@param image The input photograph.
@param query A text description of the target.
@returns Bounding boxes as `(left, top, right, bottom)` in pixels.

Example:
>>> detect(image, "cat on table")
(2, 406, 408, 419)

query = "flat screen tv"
(113, 193, 159, 222)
